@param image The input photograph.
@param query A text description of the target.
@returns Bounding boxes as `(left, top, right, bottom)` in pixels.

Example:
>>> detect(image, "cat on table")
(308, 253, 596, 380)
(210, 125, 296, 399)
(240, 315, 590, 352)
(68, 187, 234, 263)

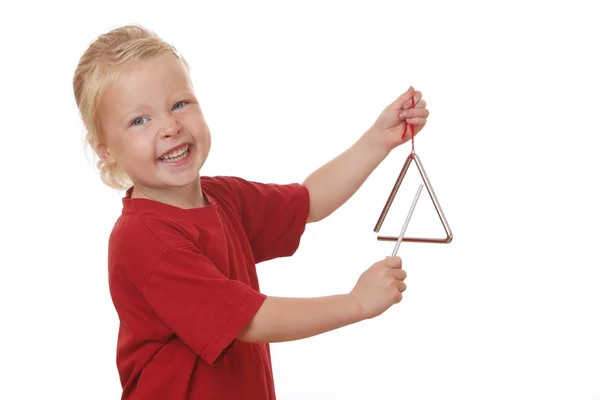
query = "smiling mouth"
(159, 144, 190, 162)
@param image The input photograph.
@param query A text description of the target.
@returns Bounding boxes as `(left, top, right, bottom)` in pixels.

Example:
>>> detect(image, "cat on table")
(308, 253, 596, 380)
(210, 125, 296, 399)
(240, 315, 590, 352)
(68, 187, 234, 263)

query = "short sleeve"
(140, 245, 266, 365)
(223, 177, 310, 263)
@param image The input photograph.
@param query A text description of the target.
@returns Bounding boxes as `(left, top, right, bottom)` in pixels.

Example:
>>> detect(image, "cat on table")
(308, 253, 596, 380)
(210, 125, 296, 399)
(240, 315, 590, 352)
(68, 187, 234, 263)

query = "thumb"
(386, 256, 403, 267)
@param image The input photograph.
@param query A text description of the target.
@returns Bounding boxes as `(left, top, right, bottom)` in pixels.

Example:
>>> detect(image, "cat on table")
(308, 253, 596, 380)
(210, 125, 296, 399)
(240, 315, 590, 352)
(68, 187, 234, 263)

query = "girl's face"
(97, 53, 211, 197)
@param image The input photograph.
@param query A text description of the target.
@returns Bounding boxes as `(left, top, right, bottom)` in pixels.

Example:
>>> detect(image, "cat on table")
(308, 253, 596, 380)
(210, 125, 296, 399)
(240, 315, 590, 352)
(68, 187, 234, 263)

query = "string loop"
(400, 97, 415, 154)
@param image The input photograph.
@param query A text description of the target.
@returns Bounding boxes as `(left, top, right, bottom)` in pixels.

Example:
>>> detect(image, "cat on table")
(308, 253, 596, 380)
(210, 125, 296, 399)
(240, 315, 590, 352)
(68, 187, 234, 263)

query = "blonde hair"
(73, 24, 190, 190)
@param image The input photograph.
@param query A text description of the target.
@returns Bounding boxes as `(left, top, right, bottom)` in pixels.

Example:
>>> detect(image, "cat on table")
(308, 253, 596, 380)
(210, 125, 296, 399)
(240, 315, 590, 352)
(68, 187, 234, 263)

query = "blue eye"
(131, 117, 148, 126)
(173, 101, 187, 110)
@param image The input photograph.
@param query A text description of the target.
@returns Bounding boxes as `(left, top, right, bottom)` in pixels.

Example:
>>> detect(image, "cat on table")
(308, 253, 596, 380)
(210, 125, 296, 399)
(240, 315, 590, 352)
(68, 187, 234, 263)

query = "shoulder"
(200, 175, 255, 213)
(108, 213, 198, 287)
(202, 175, 307, 201)
(110, 212, 193, 251)
(202, 175, 309, 221)
(201, 175, 249, 197)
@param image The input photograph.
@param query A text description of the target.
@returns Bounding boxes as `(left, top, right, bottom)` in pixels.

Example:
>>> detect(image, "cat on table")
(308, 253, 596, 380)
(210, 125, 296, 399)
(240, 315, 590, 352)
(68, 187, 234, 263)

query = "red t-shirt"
(107, 176, 310, 399)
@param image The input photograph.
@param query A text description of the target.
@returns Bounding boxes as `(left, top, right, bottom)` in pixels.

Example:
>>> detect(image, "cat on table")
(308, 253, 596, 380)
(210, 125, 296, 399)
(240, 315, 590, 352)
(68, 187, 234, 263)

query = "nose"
(159, 116, 181, 138)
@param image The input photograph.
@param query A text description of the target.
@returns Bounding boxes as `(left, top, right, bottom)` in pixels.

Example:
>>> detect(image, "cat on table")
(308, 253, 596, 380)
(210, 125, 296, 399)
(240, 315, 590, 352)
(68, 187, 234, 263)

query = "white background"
(1, 1, 599, 399)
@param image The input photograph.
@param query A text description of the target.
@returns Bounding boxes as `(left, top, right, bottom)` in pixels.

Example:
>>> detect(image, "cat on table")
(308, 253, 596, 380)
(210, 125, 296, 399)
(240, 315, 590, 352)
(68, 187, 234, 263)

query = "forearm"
(238, 294, 364, 343)
(302, 129, 389, 222)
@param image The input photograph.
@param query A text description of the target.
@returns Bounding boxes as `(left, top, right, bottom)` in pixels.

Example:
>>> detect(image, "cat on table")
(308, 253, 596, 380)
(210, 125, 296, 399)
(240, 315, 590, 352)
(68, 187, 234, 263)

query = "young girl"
(73, 24, 428, 399)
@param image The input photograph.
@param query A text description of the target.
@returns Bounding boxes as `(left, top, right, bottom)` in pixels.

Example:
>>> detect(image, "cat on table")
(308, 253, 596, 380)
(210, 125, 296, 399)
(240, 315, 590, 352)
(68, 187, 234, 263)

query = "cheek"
(183, 112, 210, 139)
(120, 135, 157, 163)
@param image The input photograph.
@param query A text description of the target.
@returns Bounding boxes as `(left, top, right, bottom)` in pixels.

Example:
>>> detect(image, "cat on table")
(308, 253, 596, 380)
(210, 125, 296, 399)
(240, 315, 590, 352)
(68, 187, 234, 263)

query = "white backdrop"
(1, 1, 599, 399)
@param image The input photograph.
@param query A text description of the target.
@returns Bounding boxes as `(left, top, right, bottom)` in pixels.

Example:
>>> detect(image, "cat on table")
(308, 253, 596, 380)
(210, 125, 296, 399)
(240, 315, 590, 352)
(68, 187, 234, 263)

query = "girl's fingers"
(402, 91, 422, 109)
(405, 117, 428, 126)
(390, 86, 416, 109)
(399, 107, 429, 120)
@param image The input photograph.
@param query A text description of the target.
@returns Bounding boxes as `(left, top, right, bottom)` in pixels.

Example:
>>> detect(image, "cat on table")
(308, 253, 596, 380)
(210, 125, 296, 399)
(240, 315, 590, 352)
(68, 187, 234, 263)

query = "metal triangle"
(374, 152, 453, 244)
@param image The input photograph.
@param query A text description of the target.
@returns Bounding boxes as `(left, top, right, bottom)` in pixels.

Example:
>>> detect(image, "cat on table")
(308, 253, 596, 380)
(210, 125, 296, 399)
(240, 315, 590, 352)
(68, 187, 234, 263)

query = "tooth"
(163, 145, 188, 159)
(160, 145, 189, 162)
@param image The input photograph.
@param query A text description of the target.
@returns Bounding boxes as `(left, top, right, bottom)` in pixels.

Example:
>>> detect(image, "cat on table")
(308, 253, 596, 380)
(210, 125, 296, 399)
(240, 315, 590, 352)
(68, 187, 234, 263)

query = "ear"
(95, 142, 117, 166)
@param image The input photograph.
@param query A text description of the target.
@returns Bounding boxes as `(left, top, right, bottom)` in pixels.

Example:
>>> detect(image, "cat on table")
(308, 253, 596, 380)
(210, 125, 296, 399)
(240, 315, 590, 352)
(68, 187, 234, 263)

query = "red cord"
(400, 97, 415, 153)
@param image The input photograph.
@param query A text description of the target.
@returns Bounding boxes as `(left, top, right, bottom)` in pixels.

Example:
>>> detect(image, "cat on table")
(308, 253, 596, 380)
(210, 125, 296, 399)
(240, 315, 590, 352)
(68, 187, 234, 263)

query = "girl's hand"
(370, 86, 429, 152)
